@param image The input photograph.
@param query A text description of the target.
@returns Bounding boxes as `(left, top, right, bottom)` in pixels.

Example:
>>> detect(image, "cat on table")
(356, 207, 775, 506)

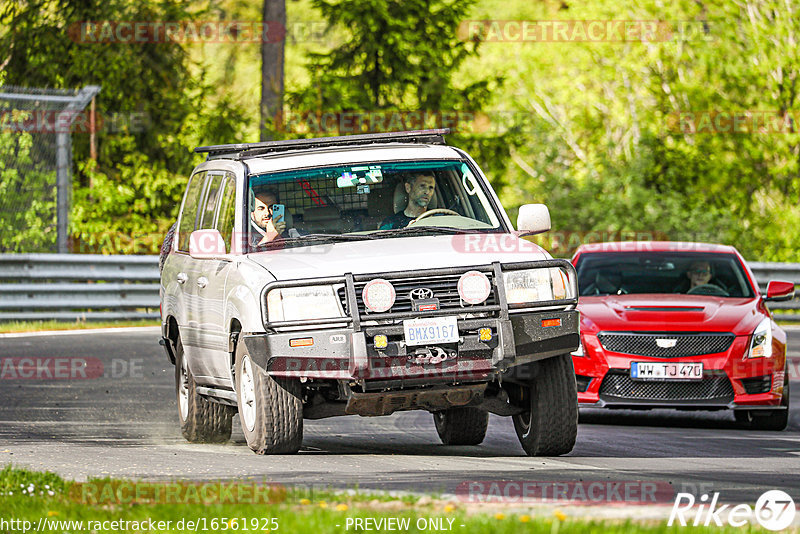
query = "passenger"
(379, 173, 436, 230)
(250, 189, 298, 246)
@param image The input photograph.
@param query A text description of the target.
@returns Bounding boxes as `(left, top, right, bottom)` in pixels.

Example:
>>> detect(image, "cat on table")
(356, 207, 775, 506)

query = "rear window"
(575, 252, 755, 298)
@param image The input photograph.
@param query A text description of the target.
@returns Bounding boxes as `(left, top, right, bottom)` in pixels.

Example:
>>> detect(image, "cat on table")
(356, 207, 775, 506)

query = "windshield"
(575, 252, 755, 298)
(247, 159, 504, 250)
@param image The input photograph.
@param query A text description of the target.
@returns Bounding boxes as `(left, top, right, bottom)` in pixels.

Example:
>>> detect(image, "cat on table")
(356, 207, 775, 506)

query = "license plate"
(403, 316, 459, 346)
(631, 362, 703, 381)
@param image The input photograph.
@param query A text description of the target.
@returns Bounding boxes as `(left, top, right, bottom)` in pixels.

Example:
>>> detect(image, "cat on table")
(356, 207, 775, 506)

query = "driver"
(379, 173, 436, 230)
(674, 260, 724, 293)
(687, 260, 714, 289)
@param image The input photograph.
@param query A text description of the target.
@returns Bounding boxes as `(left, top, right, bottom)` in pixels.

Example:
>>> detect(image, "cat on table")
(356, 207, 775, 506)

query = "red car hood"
(577, 294, 763, 335)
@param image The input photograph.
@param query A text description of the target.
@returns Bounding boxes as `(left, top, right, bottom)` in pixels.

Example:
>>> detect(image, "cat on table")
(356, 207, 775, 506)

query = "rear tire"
(235, 341, 303, 454)
(433, 408, 489, 446)
(735, 368, 790, 431)
(512, 354, 578, 456)
(175, 337, 234, 443)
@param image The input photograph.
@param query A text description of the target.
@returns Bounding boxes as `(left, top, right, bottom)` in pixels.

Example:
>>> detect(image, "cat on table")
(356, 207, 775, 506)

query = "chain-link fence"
(0, 85, 100, 253)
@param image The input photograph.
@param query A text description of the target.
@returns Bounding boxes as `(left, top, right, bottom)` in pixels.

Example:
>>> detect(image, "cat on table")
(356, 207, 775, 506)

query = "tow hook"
(408, 346, 453, 365)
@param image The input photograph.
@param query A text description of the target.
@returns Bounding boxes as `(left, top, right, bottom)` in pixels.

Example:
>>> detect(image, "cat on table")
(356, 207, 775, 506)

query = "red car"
(571, 242, 794, 430)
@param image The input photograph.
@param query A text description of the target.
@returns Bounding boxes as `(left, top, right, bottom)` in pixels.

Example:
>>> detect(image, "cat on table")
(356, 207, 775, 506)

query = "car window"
(198, 173, 224, 230)
(216, 172, 237, 253)
(575, 252, 755, 298)
(177, 171, 206, 252)
(247, 159, 504, 250)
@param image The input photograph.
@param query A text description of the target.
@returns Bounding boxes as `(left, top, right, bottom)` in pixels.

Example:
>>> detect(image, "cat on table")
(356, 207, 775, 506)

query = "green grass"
(0, 320, 160, 334)
(0, 466, 781, 533)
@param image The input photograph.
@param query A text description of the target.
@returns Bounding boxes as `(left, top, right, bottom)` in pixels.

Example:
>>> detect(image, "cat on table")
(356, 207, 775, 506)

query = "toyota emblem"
(409, 287, 434, 300)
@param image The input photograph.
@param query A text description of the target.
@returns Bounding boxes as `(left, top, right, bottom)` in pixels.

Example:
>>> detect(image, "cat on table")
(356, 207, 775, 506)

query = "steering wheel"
(687, 283, 729, 296)
(409, 208, 460, 224)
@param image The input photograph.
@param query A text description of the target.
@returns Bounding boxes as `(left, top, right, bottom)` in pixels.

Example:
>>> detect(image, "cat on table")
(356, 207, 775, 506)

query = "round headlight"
(362, 278, 396, 313)
(458, 270, 491, 305)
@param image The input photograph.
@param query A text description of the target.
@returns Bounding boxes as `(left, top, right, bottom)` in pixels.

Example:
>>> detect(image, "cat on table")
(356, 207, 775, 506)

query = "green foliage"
(0, 0, 248, 253)
(493, 0, 800, 260)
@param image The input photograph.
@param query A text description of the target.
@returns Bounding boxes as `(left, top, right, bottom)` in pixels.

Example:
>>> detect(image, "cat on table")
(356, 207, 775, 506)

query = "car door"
(195, 171, 237, 386)
(172, 170, 206, 369)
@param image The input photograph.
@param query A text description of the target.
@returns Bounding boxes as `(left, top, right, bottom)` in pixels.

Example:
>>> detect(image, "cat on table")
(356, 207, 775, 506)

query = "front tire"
(235, 341, 303, 454)
(512, 354, 578, 456)
(175, 336, 234, 443)
(433, 408, 489, 445)
(735, 368, 790, 431)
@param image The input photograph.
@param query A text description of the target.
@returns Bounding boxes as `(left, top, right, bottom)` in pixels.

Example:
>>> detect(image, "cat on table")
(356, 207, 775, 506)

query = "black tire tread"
(159, 222, 177, 273)
(434, 407, 489, 446)
(513, 354, 578, 456)
(236, 345, 303, 455)
(175, 339, 234, 443)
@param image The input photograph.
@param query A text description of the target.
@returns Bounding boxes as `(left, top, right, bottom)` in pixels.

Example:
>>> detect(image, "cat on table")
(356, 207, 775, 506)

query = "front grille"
(597, 332, 735, 358)
(337, 271, 497, 316)
(741, 375, 772, 395)
(599, 373, 734, 401)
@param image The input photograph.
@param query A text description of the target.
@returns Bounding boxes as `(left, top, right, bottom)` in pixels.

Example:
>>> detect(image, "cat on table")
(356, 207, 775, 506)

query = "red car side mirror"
(765, 280, 795, 302)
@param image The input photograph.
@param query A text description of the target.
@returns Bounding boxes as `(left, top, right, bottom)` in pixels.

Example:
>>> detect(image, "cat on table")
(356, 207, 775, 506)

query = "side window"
(198, 173, 224, 230)
(216, 173, 237, 253)
(177, 171, 206, 252)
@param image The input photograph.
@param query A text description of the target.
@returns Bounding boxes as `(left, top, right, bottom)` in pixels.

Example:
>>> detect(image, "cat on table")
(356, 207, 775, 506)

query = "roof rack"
(193, 129, 450, 160)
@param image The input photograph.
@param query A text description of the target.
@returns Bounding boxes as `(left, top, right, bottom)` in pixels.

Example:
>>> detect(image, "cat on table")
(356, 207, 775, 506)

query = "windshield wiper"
(366, 226, 476, 237)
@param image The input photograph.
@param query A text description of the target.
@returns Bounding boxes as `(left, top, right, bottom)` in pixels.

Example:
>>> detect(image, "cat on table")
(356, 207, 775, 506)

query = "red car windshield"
(575, 252, 755, 298)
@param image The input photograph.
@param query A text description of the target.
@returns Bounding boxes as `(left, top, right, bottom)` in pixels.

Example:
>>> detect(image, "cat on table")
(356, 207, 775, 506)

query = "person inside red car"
(674, 260, 726, 294)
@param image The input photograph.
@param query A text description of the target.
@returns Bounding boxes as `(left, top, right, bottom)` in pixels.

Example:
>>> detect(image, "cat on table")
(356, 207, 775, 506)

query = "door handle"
(197, 276, 208, 288)
(177, 272, 188, 284)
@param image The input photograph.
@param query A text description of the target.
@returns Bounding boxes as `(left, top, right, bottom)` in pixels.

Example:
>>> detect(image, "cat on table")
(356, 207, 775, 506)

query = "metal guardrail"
(0, 254, 159, 321)
(0, 255, 800, 322)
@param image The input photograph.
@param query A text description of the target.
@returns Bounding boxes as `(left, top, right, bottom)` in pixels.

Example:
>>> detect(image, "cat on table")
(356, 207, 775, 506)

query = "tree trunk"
(260, 0, 286, 141)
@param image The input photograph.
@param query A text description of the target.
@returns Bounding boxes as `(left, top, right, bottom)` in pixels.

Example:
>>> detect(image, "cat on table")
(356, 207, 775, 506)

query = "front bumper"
(242, 309, 579, 386)
(573, 332, 787, 409)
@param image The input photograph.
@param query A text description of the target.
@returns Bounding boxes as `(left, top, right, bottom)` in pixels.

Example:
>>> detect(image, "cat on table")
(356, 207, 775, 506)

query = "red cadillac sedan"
(571, 242, 794, 430)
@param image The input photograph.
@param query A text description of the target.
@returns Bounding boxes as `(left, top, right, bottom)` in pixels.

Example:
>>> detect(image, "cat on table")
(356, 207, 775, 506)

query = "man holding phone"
(249, 189, 299, 246)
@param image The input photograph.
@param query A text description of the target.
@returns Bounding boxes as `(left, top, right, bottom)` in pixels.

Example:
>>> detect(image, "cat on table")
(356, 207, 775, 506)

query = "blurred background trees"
(1, 0, 798, 260)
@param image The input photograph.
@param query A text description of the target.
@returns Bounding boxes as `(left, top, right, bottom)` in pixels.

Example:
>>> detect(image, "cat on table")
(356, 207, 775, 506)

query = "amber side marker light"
(541, 318, 561, 328)
(289, 338, 314, 347)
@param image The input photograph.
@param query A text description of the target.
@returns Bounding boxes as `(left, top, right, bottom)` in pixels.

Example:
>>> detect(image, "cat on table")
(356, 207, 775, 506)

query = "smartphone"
(271, 203, 285, 222)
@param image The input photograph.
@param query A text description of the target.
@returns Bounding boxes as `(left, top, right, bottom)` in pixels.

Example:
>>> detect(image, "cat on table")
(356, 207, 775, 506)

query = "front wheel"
(235, 341, 303, 454)
(512, 354, 578, 456)
(735, 368, 790, 431)
(433, 407, 489, 445)
(175, 336, 234, 443)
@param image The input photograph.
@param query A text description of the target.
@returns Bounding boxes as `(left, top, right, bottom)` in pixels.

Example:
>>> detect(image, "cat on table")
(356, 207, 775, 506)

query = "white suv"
(160, 129, 580, 456)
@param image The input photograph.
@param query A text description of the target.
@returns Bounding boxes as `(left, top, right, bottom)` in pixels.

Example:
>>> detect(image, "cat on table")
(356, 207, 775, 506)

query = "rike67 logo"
(668, 490, 796, 531)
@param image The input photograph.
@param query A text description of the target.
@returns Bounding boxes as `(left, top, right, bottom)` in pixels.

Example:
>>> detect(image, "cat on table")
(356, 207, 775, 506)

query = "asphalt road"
(0, 326, 798, 506)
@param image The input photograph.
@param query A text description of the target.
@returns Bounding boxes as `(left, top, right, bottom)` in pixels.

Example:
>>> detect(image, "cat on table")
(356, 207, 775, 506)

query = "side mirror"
(189, 229, 228, 259)
(516, 204, 551, 236)
(764, 280, 795, 302)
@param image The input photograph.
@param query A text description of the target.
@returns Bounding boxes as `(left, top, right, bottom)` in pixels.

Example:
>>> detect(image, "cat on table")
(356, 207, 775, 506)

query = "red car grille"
(597, 332, 735, 358)
(599, 373, 734, 401)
